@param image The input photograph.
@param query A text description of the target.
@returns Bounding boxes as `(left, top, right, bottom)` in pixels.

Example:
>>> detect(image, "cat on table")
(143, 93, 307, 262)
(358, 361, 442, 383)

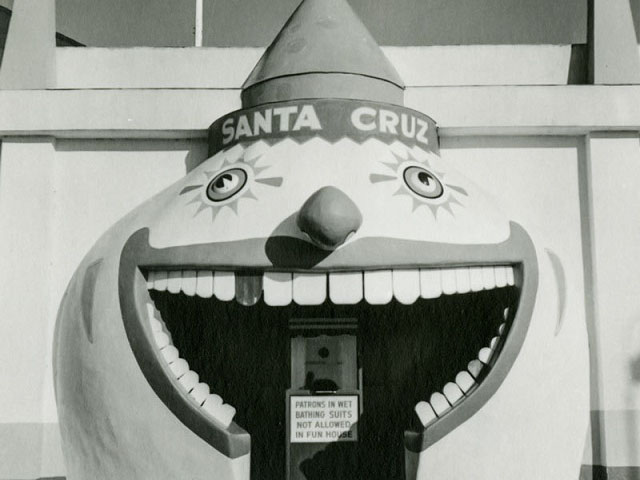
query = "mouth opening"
(138, 265, 520, 479)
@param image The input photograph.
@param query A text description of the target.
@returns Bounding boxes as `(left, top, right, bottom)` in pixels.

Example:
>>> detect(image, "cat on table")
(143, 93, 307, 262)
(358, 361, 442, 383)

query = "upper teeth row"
(146, 265, 515, 306)
(414, 310, 509, 427)
(146, 303, 236, 429)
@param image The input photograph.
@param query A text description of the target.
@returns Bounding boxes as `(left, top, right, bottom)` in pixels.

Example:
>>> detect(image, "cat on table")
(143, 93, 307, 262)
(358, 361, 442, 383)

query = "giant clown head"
(53, 0, 589, 479)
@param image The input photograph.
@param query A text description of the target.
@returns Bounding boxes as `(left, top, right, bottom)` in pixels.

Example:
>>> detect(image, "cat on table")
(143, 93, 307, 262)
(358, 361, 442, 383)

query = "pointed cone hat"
(242, 0, 405, 108)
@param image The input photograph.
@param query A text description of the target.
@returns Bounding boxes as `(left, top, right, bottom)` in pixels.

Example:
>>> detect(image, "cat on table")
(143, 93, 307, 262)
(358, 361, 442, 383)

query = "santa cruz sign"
(209, 98, 439, 155)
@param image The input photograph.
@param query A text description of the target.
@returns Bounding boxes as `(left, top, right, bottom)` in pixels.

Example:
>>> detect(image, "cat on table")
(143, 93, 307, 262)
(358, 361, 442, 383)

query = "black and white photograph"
(0, 0, 639, 478)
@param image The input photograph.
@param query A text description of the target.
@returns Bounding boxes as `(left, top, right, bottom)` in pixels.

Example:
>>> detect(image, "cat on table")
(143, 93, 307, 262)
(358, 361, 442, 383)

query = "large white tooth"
(153, 271, 168, 291)
(202, 394, 236, 428)
(469, 267, 484, 292)
(443, 382, 464, 405)
(147, 271, 156, 289)
(364, 270, 393, 304)
(429, 393, 451, 416)
(181, 270, 197, 296)
(190, 383, 210, 405)
(293, 273, 326, 305)
(161, 345, 179, 363)
(478, 347, 493, 364)
(506, 266, 515, 286)
(211, 404, 236, 429)
(263, 272, 293, 306)
(419, 269, 442, 299)
(235, 273, 262, 306)
(494, 266, 508, 288)
(498, 323, 506, 335)
(392, 269, 420, 304)
(196, 271, 214, 298)
(503, 307, 509, 320)
(468, 359, 484, 378)
(203, 393, 222, 409)
(441, 269, 457, 295)
(170, 358, 189, 378)
(455, 371, 476, 393)
(481, 266, 495, 290)
(153, 330, 170, 349)
(149, 317, 163, 333)
(454, 268, 471, 294)
(329, 272, 363, 304)
(178, 371, 199, 391)
(214, 272, 235, 301)
(146, 303, 156, 318)
(167, 271, 182, 294)
(490, 336, 500, 350)
(415, 401, 437, 427)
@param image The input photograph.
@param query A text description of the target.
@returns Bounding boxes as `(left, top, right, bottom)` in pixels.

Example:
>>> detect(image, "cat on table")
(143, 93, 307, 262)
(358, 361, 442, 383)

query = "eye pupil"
(215, 174, 232, 189)
(418, 172, 432, 186)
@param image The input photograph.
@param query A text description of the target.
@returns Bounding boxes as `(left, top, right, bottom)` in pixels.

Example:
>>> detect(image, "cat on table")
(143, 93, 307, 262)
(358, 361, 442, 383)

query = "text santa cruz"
(212, 99, 437, 153)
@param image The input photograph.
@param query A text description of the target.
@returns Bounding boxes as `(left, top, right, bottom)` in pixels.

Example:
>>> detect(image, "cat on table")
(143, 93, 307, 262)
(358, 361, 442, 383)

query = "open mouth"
(118, 225, 537, 478)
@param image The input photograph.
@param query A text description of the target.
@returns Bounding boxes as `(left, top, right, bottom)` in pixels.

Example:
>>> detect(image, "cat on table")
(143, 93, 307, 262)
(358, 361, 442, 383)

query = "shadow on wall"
(627, 337, 640, 471)
(568, 44, 588, 84)
(631, 0, 640, 43)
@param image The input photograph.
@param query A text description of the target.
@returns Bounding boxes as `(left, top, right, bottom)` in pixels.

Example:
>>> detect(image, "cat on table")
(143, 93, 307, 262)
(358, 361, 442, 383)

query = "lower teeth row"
(414, 309, 509, 427)
(146, 303, 237, 429)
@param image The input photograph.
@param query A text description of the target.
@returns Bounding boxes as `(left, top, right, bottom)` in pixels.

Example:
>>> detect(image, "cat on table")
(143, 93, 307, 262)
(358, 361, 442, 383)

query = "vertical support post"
(0, 138, 59, 478)
(195, 0, 203, 47)
(0, 0, 57, 89)
(580, 133, 640, 479)
(587, 0, 640, 84)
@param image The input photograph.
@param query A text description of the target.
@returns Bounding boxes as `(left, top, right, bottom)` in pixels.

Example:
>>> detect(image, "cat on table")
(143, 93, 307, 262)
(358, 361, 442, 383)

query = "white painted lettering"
(222, 118, 235, 145)
(234, 116, 252, 141)
(379, 109, 399, 134)
(351, 107, 377, 131)
(400, 113, 416, 138)
(292, 105, 322, 131)
(416, 119, 430, 145)
(253, 109, 272, 135)
(273, 106, 298, 131)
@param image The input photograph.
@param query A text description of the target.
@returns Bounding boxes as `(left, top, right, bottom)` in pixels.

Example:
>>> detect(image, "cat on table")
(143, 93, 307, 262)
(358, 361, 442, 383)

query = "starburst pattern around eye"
(178, 151, 283, 222)
(370, 150, 468, 218)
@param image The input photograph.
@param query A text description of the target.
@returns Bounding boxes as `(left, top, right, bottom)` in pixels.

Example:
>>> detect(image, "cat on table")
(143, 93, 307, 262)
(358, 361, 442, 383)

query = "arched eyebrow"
(369, 173, 396, 184)
(180, 185, 203, 195)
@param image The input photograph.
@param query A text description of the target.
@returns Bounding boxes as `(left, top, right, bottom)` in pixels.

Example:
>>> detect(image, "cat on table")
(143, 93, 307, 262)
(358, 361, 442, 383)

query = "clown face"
(54, 94, 587, 480)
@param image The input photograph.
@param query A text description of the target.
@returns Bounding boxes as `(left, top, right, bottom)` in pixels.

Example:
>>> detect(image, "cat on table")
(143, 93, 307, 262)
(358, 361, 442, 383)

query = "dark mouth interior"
(149, 284, 519, 480)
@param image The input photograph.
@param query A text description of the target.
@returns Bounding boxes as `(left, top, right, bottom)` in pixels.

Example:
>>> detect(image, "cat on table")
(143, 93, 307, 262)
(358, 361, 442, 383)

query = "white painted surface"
(195, 0, 203, 48)
(1, 86, 639, 139)
(0, 139, 56, 423)
(0, 0, 56, 89)
(588, 134, 640, 466)
(55, 45, 575, 89)
(0, 139, 201, 426)
(591, 0, 640, 83)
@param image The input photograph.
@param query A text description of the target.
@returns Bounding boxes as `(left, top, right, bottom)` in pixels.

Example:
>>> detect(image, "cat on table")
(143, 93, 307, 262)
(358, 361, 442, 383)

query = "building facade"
(0, 0, 639, 479)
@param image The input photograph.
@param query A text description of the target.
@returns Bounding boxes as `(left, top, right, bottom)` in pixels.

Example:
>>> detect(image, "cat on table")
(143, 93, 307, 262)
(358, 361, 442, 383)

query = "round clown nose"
(297, 186, 363, 250)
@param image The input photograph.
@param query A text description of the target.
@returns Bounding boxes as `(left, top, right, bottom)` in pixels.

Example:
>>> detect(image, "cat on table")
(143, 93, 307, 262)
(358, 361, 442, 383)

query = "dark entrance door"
(286, 319, 361, 480)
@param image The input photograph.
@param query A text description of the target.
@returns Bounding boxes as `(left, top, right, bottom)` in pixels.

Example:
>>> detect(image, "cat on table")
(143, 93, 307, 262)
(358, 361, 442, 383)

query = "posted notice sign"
(290, 395, 358, 443)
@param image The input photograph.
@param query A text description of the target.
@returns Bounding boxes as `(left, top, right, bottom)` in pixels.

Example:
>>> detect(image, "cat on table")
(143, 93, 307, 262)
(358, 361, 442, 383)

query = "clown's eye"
(207, 168, 248, 202)
(403, 166, 444, 199)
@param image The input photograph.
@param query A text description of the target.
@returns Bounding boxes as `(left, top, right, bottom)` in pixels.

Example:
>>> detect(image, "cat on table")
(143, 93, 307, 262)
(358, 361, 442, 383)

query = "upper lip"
(137, 221, 529, 272)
